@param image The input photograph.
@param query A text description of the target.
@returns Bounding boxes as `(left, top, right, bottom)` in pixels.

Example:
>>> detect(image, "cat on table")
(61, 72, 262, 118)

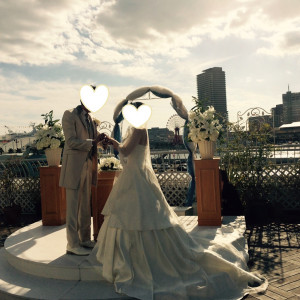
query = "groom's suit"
(59, 105, 100, 249)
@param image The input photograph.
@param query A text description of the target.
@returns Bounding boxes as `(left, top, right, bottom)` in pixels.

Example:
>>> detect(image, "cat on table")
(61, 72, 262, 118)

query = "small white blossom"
(99, 157, 122, 171)
(50, 138, 61, 149)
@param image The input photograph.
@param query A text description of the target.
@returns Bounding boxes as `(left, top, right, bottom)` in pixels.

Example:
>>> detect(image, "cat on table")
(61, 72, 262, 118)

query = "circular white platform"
(0, 216, 246, 299)
(1, 221, 129, 299)
(4, 221, 103, 281)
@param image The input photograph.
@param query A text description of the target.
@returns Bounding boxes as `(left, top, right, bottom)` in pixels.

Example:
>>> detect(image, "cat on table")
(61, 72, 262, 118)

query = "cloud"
(0, 0, 86, 65)
(261, 0, 300, 22)
(2, 0, 300, 69)
(257, 25, 300, 56)
(284, 31, 300, 48)
(1, 0, 300, 133)
(0, 69, 175, 133)
(0, 0, 250, 67)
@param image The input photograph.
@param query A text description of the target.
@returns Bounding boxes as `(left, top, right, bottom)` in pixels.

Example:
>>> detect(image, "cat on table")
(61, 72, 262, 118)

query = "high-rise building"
(271, 104, 284, 128)
(196, 67, 228, 121)
(282, 90, 300, 124)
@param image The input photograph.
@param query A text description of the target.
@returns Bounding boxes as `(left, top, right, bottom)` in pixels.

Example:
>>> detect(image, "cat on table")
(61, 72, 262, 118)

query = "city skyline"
(1, 1, 300, 136)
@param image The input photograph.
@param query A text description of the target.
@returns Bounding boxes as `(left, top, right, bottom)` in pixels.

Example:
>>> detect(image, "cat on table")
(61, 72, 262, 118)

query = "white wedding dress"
(88, 127, 267, 300)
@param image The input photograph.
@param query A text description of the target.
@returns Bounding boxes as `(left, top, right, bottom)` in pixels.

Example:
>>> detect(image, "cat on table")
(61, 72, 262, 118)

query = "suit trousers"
(66, 159, 93, 248)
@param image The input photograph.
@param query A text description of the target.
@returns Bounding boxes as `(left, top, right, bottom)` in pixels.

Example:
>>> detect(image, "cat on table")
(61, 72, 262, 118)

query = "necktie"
(85, 113, 93, 138)
(85, 113, 96, 160)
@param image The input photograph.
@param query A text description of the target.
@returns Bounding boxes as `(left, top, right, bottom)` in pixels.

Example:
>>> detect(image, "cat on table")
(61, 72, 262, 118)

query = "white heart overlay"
(80, 85, 109, 113)
(122, 104, 152, 128)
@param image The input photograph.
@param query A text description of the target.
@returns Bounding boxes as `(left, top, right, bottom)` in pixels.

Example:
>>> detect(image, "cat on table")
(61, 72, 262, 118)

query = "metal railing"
(0, 145, 299, 214)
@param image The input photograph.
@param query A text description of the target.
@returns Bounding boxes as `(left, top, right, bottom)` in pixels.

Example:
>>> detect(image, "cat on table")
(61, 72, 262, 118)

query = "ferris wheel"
(166, 114, 185, 145)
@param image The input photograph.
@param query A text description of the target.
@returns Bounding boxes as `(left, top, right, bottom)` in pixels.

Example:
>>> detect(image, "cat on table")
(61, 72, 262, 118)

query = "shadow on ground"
(0, 214, 40, 248)
(245, 221, 300, 278)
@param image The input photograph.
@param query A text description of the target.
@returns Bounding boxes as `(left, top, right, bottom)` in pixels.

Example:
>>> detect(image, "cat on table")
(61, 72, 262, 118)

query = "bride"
(88, 102, 267, 300)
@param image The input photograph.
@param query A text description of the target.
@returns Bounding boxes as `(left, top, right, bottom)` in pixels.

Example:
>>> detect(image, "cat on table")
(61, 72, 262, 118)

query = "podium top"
(39, 165, 62, 168)
(194, 158, 220, 161)
(193, 158, 220, 168)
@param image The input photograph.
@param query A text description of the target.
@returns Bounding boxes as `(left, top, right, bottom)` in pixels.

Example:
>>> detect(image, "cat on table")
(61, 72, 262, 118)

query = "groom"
(59, 86, 108, 256)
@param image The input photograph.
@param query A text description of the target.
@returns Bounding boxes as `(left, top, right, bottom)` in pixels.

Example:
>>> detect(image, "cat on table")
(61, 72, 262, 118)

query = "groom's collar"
(76, 104, 91, 115)
(76, 105, 83, 114)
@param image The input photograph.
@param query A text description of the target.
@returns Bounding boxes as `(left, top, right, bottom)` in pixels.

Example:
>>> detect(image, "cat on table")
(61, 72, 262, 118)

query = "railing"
(0, 145, 299, 215)
(219, 144, 300, 213)
(0, 158, 48, 178)
(0, 158, 47, 214)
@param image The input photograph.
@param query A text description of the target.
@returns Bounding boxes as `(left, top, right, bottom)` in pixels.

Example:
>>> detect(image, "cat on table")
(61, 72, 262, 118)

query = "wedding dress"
(88, 126, 267, 300)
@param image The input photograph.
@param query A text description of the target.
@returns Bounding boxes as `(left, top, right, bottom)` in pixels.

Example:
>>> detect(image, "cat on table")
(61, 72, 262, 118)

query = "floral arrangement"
(35, 111, 65, 150)
(98, 157, 122, 171)
(187, 97, 223, 142)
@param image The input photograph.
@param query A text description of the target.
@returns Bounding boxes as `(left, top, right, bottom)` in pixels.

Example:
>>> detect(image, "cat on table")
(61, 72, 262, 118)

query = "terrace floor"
(244, 222, 300, 300)
(0, 215, 299, 300)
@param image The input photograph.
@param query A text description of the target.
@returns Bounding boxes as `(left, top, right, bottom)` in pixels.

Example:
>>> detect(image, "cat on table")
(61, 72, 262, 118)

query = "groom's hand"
(97, 133, 107, 143)
(96, 133, 110, 150)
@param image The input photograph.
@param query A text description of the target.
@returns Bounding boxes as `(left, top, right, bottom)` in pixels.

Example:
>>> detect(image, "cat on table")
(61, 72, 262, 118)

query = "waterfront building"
(282, 90, 300, 124)
(275, 121, 300, 143)
(196, 67, 228, 121)
(148, 127, 175, 150)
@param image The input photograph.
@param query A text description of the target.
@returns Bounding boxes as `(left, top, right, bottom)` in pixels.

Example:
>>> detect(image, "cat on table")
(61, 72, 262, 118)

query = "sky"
(1, 0, 300, 136)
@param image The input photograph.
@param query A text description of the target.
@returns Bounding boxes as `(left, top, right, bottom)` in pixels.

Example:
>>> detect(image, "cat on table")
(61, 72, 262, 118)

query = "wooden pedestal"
(92, 171, 120, 241)
(39, 166, 66, 226)
(194, 159, 222, 226)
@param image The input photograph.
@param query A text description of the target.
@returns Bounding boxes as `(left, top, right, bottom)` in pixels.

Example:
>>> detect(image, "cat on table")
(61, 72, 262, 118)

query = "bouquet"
(99, 157, 122, 171)
(34, 111, 65, 150)
(187, 98, 222, 143)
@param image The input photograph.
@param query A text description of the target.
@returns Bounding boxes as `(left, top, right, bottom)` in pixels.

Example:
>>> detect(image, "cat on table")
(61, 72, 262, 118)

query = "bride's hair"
(131, 101, 144, 108)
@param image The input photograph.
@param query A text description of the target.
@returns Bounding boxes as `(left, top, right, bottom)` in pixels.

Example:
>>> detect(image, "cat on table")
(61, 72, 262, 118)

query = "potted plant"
(1, 159, 22, 225)
(34, 111, 65, 166)
(187, 97, 223, 159)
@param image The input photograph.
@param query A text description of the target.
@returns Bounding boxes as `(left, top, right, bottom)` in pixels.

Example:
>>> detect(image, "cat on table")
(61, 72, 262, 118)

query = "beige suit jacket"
(59, 105, 99, 189)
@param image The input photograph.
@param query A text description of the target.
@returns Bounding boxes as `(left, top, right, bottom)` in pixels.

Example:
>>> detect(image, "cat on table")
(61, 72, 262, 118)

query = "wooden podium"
(39, 166, 66, 226)
(92, 171, 120, 241)
(194, 159, 222, 226)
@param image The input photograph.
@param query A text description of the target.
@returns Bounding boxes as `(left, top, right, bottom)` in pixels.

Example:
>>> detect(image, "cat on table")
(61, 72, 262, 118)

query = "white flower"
(34, 112, 64, 150)
(41, 136, 51, 148)
(98, 157, 122, 171)
(187, 106, 221, 142)
(50, 138, 60, 149)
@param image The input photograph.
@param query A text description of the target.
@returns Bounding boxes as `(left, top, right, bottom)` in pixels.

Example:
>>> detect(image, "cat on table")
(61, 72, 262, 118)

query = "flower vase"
(45, 148, 62, 166)
(198, 141, 216, 159)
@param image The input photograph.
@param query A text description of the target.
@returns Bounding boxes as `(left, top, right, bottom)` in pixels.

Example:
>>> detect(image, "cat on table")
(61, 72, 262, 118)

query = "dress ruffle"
(91, 216, 267, 300)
